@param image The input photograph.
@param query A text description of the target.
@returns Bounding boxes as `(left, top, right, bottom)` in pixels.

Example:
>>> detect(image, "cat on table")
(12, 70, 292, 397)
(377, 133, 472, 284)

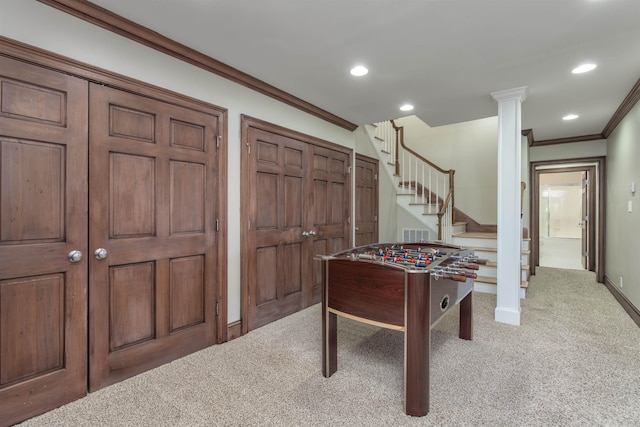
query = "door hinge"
(374, 215, 378, 222)
(347, 166, 351, 174)
(248, 220, 251, 230)
(347, 216, 351, 224)
(583, 215, 589, 221)
(248, 295, 251, 305)
(374, 173, 378, 181)
(246, 143, 251, 155)
(216, 219, 219, 231)
(584, 251, 588, 257)
(216, 301, 219, 316)
(216, 135, 221, 148)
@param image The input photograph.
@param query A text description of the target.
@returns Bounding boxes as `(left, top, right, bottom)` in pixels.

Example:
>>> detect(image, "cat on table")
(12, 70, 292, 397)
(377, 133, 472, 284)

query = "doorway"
(530, 158, 605, 282)
(240, 116, 352, 333)
(539, 171, 584, 269)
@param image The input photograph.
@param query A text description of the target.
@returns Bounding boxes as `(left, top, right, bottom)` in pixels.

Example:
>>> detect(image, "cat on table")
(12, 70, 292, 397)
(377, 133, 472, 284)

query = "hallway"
(539, 236, 583, 270)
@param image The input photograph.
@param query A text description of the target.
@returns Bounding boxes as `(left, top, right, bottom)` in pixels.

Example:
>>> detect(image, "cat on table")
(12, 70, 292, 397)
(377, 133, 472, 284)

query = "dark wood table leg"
(322, 259, 337, 377)
(404, 275, 430, 416)
(322, 309, 337, 377)
(459, 291, 473, 341)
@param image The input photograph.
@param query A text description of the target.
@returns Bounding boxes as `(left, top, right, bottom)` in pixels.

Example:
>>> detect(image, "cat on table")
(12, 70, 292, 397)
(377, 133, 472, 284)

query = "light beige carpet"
(19, 267, 640, 426)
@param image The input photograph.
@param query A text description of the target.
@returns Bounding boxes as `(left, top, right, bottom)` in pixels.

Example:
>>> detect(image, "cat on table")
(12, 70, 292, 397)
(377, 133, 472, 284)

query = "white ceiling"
(90, 0, 640, 142)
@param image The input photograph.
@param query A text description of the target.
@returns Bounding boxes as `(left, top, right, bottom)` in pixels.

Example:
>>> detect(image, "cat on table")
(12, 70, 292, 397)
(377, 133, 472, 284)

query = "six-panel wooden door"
(0, 56, 89, 426)
(355, 154, 379, 247)
(309, 145, 351, 305)
(243, 119, 351, 331)
(88, 84, 219, 390)
(245, 127, 310, 330)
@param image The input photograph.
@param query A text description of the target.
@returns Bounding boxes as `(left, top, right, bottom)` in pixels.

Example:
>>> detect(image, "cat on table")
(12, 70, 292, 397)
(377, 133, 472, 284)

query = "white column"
(491, 87, 527, 326)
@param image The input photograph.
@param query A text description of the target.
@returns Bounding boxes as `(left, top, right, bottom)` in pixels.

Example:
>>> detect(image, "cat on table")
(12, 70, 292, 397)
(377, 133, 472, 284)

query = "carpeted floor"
(19, 267, 640, 426)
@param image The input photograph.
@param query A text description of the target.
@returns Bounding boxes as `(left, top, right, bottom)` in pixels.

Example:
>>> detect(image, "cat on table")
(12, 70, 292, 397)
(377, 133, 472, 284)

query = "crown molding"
(522, 129, 534, 146)
(29, 1, 640, 139)
(602, 78, 640, 138)
(37, 0, 358, 132)
(522, 128, 605, 148)
(525, 78, 640, 146)
(529, 133, 605, 147)
(490, 86, 528, 102)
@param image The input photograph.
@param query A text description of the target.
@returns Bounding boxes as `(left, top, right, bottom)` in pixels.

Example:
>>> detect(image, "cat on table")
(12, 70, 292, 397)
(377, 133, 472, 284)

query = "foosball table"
(320, 242, 483, 416)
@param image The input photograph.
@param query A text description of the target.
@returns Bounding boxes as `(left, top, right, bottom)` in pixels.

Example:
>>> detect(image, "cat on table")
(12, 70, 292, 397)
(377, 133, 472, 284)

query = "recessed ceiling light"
(400, 104, 414, 112)
(350, 65, 368, 76)
(572, 63, 597, 74)
(563, 114, 579, 121)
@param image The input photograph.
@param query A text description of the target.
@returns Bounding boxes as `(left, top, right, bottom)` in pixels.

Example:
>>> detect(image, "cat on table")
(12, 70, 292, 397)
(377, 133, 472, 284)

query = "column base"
(495, 306, 521, 326)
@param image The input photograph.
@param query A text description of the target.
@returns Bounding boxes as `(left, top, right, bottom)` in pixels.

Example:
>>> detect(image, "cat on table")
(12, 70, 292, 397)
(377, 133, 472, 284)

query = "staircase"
(450, 231, 530, 298)
(372, 120, 454, 242)
(369, 120, 530, 298)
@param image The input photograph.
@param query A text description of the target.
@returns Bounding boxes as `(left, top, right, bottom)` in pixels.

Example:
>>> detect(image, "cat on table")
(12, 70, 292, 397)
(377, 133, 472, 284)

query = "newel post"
(394, 125, 401, 176)
(450, 170, 455, 224)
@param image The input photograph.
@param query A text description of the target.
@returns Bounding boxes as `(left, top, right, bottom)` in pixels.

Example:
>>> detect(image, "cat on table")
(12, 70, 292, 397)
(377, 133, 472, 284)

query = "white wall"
(0, 0, 356, 323)
(529, 139, 607, 162)
(605, 101, 640, 310)
(395, 207, 435, 243)
(521, 136, 530, 232)
(354, 126, 397, 242)
(395, 115, 499, 225)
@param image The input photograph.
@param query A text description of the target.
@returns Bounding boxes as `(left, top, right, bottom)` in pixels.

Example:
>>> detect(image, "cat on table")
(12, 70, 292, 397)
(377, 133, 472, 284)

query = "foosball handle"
(443, 273, 467, 283)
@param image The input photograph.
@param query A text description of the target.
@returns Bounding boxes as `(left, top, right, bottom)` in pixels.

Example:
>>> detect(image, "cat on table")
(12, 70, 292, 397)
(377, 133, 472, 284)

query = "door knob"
(67, 250, 83, 263)
(308, 230, 316, 236)
(302, 231, 309, 237)
(94, 248, 109, 260)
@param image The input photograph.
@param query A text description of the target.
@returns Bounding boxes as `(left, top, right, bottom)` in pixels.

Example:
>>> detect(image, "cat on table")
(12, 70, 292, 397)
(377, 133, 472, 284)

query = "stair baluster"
(374, 120, 455, 243)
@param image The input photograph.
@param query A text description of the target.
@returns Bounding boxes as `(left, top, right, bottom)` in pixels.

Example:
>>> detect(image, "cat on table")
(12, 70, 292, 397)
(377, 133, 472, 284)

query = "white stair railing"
(439, 190, 453, 243)
(374, 120, 398, 170)
(374, 120, 455, 243)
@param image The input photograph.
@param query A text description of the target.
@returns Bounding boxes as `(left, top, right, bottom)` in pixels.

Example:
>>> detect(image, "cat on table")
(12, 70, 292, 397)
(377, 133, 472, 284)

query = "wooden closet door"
(242, 118, 352, 331)
(88, 84, 219, 390)
(246, 127, 310, 330)
(355, 155, 378, 247)
(309, 145, 351, 305)
(0, 56, 88, 426)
